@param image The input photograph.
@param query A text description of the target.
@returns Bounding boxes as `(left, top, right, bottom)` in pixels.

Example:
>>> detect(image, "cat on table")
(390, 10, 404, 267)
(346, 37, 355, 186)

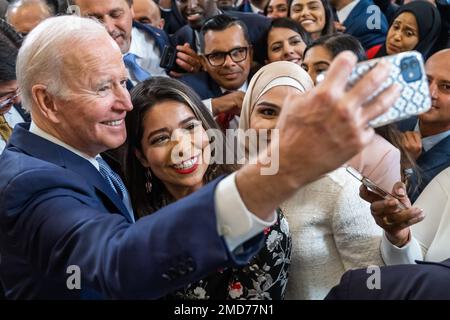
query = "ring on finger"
(383, 216, 394, 226)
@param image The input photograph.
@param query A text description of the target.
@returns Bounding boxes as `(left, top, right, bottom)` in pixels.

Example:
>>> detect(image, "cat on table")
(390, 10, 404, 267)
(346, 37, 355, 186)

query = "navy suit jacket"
(180, 70, 255, 100)
(160, 0, 186, 35)
(343, 0, 388, 50)
(171, 11, 271, 65)
(0, 123, 263, 299)
(125, 22, 171, 90)
(326, 259, 450, 299)
(397, 117, 450, 202)
(180, 72, 223, 100)
(133, 21, 171, 56)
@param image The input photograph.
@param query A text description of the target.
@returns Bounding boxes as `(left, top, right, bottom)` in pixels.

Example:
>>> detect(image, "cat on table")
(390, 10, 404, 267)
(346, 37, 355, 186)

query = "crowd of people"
(0, 0, 449, 300)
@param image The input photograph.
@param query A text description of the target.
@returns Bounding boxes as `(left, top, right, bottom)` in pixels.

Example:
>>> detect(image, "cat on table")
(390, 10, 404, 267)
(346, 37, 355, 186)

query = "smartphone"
(346, 166, 407, 210)
(349, 51, 431, 127)
(159, 45, 185, 74)
(317, 51, 431, 128)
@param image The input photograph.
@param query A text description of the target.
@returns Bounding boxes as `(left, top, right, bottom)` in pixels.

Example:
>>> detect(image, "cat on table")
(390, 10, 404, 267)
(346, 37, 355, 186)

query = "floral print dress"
(166, 209, 291, 300)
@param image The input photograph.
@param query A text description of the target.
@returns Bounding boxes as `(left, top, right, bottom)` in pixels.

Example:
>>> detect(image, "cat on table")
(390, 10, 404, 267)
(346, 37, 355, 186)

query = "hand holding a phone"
(360, 182, 425, 247)
(169, 43, 202, 77)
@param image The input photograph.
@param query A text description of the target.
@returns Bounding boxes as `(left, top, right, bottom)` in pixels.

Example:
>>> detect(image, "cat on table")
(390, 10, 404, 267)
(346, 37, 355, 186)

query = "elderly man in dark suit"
(397, 49, 450, 203)
(0, 13, 399, 299)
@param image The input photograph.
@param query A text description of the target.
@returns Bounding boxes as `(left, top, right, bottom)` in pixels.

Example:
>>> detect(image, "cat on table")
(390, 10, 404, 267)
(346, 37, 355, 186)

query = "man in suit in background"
(133, 0, 165, 30)
(72, 0, 200, 82)
(0, 19, 28, 155)
(237, 0, 267, 13)
(6, 0, 53, 36)
(330, 0, 388, 50)
(171, 0, 270, 65)
(158, 0, 186, 35)
(181, 15, 252, 129)
(217, 0, 239, 11)
(326, 258, 450, 299)
(0, 14, 399, 299)
(398, 49, 450, 203)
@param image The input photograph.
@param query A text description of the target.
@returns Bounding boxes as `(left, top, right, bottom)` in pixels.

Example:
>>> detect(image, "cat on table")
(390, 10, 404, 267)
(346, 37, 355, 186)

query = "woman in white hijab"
(239, 61, 384, 300)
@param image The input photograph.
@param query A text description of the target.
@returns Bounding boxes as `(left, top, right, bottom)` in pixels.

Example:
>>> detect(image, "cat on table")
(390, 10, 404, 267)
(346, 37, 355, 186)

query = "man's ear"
(159, 18, 165, 30)
(135, 148, 149, 167)
(31, 84, 61, 123)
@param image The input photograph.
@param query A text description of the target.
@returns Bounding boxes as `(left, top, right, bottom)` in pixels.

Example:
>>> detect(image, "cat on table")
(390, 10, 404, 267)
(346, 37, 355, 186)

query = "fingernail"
(397, 187, 406, 196)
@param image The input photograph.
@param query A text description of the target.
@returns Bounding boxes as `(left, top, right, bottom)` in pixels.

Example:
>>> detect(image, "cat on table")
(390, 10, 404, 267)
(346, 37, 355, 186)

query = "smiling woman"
(265, 17, 311, 66)
(289, 0, 335, 40)
(123, 76, 291, 300)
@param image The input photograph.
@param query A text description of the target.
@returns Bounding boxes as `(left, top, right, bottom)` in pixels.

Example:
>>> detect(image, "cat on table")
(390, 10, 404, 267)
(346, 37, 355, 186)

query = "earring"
(145, 169, 153, 193)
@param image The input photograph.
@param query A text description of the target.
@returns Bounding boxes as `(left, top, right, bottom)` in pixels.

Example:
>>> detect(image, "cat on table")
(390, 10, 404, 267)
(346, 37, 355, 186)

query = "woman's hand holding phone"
(359, 181, 425, 247)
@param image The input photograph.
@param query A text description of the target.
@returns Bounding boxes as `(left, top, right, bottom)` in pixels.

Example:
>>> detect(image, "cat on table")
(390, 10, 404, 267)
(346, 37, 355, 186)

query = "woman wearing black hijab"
(367, 1, 441, 60)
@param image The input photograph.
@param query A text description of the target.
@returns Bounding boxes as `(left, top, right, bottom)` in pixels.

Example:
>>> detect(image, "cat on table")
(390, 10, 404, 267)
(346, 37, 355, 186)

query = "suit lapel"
(132, 21, 169, 56)
(208, 74, 223, 98)
(418, 135, 450, 172)
(9, 124, 131, 220)
(416, 258, 450, 269)
(343, 0, 365, 27)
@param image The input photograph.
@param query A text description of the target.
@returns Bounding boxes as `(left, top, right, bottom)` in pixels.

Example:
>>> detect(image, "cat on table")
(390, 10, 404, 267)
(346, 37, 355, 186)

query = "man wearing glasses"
(0, 35, 27, 154)
(181, 15, 252, 129)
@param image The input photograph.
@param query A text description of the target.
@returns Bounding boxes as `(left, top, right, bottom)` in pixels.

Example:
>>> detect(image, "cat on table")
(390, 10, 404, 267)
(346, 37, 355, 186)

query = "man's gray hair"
(16, 15, 115, 111)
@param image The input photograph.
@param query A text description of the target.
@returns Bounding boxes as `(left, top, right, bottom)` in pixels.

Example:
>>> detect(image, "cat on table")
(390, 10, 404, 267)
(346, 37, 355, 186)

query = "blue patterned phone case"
(347, 51, 431, 128)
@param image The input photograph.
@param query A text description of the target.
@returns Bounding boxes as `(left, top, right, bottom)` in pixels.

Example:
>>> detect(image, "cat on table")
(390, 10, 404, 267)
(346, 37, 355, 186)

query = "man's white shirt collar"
(127, 27, 145, 59)
(29, 121, 100, 170)
(337, 0, 360, 23)
(220, 81, 248, 94)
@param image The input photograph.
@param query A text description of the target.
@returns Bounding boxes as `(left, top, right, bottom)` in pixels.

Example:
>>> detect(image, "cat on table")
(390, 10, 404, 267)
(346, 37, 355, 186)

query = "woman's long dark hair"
(124, 77, 236, 218)
(304, 33, 367, 62)
(269, 17, 312, 44)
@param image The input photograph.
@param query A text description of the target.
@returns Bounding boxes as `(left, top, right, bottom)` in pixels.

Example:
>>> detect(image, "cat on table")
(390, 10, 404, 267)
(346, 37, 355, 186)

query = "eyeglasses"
(203, 47, 250, 67)
(0, 90, 20, 109)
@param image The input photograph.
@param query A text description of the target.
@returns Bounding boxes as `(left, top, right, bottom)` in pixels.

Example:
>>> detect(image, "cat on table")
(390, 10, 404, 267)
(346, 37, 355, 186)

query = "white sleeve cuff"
(203, 98, 213, 115)
(214, 173, 277, 252)
(380, 231, 423, 265)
